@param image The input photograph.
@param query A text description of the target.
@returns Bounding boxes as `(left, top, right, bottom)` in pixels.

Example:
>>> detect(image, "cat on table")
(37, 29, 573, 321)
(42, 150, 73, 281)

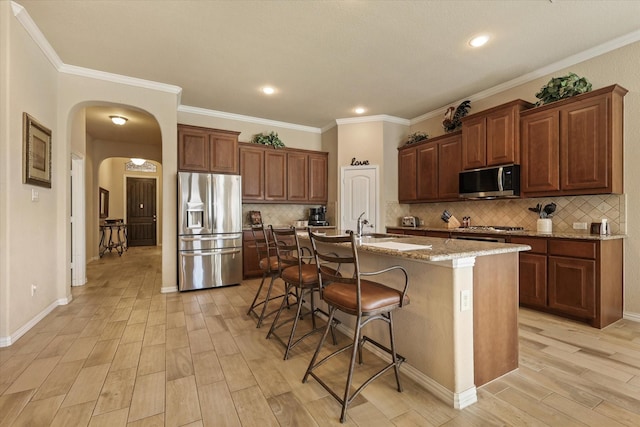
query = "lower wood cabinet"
(511, 236, 622, 328)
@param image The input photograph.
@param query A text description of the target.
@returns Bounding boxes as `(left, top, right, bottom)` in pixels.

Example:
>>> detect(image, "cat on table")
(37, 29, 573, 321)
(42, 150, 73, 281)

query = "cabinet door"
(548, 256, 596, 319)
(308, 153, 328, 202)
(287, 152, 308, 201)
(178, 127, 209, 172)
(520, 110, 560, 195)
(486, 107, 517, 166)
(398, 148, 417, 202)
(438, 135, 462, 200)
(561, 94, 609, 192)
(417, 143, 438, 200)
(462, 115, 486, 170)
(518, 253, 547, 308)
(239, 146, 264, 200)
(242, 231, 263, 278)
(264, 151, 287, 201)
(209, 133, 238, 174)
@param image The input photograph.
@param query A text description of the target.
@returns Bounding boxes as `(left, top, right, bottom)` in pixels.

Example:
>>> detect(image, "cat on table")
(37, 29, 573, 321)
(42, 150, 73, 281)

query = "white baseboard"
(623, 311, 640, 323)
(161, 285, 178, 294)
(331, 319, 476, 409)
(0, 299, 61, 347)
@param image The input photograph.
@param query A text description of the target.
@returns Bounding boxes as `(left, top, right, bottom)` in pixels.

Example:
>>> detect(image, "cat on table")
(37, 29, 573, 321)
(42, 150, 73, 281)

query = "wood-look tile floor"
(2, 246, 640, 426)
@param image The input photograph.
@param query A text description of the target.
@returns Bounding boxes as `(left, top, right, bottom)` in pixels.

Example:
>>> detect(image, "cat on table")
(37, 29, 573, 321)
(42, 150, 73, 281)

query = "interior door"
(127, 177, 157, 246)
(341, 166, 378, 233)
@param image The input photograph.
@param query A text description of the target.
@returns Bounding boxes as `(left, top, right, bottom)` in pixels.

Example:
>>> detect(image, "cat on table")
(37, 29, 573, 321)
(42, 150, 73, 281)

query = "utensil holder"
(537, 218, 552, 234)
(445, 216, 461, 229)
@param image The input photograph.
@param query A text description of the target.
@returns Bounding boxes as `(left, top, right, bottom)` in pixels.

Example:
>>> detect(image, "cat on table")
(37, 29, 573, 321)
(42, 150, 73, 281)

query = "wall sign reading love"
(350, 158, 370, 166)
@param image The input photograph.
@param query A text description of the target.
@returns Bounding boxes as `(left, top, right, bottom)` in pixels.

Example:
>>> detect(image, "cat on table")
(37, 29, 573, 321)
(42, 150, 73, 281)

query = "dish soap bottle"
(600, 218, 609, 235)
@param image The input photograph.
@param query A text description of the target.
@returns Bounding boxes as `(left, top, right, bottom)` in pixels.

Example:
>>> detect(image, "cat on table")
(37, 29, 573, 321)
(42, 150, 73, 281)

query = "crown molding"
(11, 1, 63, 69)
(411, 28, 640, 125)
(177, 105, 321, 134)
(336, 114, 410, 126)
(59, 64, 182, 95)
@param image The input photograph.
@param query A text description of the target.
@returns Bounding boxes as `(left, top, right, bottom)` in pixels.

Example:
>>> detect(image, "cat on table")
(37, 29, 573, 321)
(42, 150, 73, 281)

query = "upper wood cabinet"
(520, 85, 627, 197)
(239, 143, 328, 203)
(178, 124, 239, 174)
(461, 100, 533, 170)
(398, 131, 462, 203)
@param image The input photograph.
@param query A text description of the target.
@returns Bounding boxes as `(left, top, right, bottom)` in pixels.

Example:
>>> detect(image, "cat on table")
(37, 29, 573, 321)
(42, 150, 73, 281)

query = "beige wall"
(1, 1, 61, 339)
(410, 42, 640, 316)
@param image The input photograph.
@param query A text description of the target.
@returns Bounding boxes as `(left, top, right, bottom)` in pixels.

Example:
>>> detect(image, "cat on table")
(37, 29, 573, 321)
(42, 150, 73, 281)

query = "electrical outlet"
(573, 222, 588, 230)
(460, 289, 471, 311)
(31, 284, 37, 296)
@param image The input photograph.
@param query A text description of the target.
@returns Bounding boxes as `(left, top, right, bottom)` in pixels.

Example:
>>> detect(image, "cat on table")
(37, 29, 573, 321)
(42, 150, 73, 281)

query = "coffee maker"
(308, 206, 329, 226)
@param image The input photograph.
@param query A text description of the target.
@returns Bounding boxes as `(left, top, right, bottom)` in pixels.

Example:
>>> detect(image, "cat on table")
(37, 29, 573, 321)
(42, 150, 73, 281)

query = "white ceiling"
(15, 0, 640, 139)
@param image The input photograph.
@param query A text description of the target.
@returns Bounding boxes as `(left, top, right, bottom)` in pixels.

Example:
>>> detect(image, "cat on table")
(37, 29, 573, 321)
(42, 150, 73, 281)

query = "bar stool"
(304, 230, 409, 423)
(266, 226, 337, 359)
(247, 224, 291, 328)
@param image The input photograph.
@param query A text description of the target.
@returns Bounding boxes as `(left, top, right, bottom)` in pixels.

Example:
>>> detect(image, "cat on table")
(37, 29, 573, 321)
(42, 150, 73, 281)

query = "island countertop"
(301, 230, 531, 262)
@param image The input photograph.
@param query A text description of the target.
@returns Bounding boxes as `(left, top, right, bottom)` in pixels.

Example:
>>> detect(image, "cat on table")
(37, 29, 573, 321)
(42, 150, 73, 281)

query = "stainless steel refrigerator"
(177, 172, 243, 291)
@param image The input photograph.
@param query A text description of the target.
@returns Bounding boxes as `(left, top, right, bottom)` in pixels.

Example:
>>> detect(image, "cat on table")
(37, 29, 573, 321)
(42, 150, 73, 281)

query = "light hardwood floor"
(2, 246, 640, 426)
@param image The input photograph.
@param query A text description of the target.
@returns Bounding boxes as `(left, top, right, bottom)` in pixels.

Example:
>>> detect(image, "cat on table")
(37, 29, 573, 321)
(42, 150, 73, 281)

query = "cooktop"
(463, 225, 525, 232)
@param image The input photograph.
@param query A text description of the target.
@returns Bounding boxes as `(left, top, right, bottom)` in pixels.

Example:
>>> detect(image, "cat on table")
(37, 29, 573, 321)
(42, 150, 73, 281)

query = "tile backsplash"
(242, 204, 326, 227)
(386, 194, 626, 234)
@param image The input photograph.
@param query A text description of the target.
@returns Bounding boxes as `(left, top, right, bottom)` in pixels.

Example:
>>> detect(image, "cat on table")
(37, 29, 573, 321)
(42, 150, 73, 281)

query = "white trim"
(331, 318, 477, 409)
(71, 154, 87, 287)
(11, 2, 181, 97)
(161, 285, 178, 293)
(0, 299, 60, 347)
(321, 122, 337, 134)
(451, 257, 476, 269)
(60, 64, 182, 95)
(178, 105, 321, 134)
(410, 28, 640, 125)
(623, 311, 640, 323)
(11, 1, 63, 69)
(336, 115, 410, 126)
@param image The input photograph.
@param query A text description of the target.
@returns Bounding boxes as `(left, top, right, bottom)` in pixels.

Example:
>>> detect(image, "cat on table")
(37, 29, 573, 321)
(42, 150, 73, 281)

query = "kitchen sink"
(359, 232, 410, 241)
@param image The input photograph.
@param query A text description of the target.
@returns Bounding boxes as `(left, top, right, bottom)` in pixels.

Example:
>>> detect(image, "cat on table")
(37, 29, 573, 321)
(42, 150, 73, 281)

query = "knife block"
(445, 215, 461, 229)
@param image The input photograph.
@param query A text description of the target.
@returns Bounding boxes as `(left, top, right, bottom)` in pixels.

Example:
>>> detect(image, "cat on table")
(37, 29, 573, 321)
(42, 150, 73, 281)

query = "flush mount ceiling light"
(354, 107, 366, 114)
(261, 86, 275, 95)
(110, 115, 128, 125)
(131, 158, 146, 166)
(469, 34, 490, 48)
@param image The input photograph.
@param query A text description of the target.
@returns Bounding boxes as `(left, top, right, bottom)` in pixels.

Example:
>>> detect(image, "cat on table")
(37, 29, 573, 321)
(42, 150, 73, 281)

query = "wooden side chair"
(265, 226, 337, 359)
(304, 230, 409, 423)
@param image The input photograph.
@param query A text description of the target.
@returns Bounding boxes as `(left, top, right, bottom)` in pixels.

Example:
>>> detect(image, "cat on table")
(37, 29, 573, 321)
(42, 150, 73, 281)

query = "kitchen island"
(300, 231, 530, 409)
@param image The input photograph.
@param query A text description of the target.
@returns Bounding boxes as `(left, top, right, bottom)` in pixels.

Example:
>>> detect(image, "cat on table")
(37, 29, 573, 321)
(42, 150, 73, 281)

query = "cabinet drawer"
(549, 240, 597, 259)
(511, 236, 547, 254)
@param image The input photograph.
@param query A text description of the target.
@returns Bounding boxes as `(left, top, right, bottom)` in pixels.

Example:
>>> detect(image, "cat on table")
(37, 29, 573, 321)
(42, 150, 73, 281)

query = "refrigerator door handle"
(181, 235, 241, 242)
(181, 248, 241, 256)
(206, 174, 213, 232)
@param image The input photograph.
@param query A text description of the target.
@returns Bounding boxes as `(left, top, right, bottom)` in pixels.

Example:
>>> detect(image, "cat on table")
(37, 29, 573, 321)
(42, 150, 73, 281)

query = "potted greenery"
(251, 131, 285, 148)
(405, 131, 429, 145)
(535, 72, 592, 106)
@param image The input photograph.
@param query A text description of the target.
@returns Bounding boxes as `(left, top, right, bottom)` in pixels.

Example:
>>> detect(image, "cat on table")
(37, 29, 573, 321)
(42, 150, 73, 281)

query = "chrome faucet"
(356, 211, 370, 237)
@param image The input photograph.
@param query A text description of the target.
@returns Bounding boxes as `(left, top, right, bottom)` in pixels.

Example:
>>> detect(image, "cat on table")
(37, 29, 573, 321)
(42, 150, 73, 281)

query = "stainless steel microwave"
(458, 164, 520, 199)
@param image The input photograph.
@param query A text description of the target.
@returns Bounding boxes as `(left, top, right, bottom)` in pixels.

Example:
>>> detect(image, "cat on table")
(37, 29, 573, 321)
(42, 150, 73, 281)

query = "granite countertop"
(243, 225, 336, 231)
(299, 229, 530, 263)
(386, 225, 626, 241)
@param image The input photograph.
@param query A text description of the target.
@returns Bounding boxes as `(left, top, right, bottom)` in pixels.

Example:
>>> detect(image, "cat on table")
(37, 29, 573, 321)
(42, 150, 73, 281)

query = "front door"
(127, 177, 157, 246)
(341, 166, 378, 233)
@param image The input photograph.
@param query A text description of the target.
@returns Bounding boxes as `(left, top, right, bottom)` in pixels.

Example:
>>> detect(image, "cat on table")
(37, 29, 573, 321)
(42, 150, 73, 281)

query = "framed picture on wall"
(99, 187, 109, 219)
(23, 112, 52, 188)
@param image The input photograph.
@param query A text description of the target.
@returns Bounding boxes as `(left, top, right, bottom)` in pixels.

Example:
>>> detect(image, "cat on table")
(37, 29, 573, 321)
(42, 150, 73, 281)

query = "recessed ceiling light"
(469, 34, 490, 48)
(355, 107, 366, 114)
(109, 115, 128, 125)
(262, 86, 275, 95)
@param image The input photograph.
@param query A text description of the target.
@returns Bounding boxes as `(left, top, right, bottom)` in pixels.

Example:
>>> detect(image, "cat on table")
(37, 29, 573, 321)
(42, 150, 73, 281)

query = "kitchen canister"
(537, 218, 552, 234)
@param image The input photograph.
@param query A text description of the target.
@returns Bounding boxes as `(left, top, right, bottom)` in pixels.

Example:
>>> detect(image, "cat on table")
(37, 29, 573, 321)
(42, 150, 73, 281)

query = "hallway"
(1, 247, 640, 426)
